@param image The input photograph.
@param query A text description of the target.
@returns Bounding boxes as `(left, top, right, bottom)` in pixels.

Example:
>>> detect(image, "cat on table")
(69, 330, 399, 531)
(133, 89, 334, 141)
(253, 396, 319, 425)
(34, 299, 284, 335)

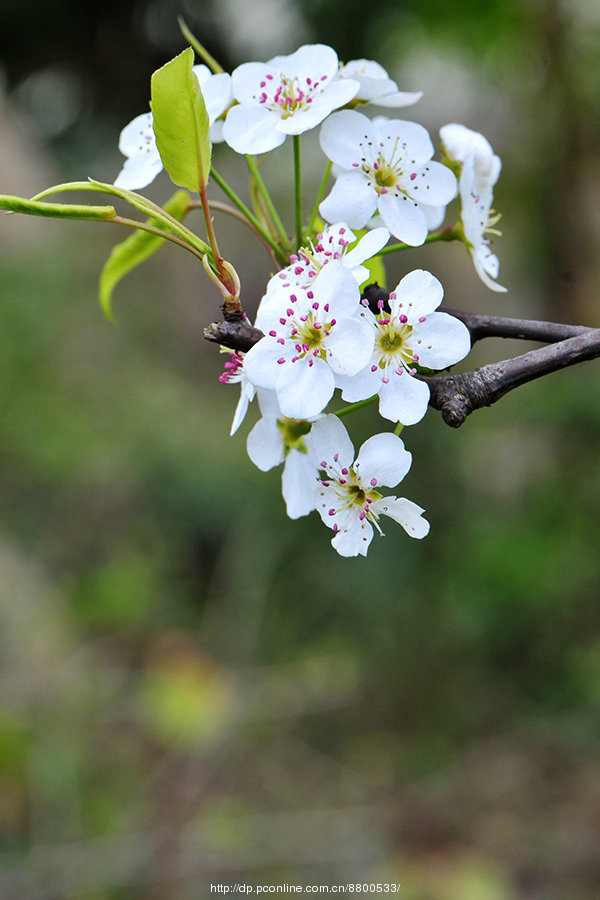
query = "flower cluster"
(112, 41, 507, 557)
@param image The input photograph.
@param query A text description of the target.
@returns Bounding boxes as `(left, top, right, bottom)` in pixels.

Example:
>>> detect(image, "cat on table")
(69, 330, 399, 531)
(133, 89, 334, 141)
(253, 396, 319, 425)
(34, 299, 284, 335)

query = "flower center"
(255, 71, 328, 118)
(283, 228, 351, 284)
(277, 417, 312, 454)
(354, 134, 417, 197)
(373, 160, 398, 189)
(318, 459, 383, 531)
(374, 318, 415, 371)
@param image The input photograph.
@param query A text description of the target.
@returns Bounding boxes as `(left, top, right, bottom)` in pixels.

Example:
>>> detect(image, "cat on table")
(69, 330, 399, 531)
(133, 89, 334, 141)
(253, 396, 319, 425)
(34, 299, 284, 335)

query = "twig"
(440, 307, 591, 345)
(203, 283, 600, 428)
(204, 309, 264, 352)
(424, 329, 600, 427)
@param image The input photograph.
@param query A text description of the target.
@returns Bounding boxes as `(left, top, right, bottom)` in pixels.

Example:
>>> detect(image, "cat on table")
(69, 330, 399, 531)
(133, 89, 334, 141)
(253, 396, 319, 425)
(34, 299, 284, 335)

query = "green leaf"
(0, 193, 116, 220)
(99, 190, 190, 321)
(151, 48, 212, 193)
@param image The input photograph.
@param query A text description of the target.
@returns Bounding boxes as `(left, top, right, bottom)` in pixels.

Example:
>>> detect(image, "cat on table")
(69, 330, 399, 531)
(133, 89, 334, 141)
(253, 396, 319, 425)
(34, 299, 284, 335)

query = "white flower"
(440, 123, 506, 293)
(222, 44, 359, 155)
(337, 269, 471, 425)
(319, 110, 457, 246)
(338, 58, 422, 108)
(244, 260, 374, 419)
(246, 390, 319, 519)
(219, 350, 256, 435)
(264, 223, 389, 305)
(114, 65, 233, 190)
(306, 415, 429, 557)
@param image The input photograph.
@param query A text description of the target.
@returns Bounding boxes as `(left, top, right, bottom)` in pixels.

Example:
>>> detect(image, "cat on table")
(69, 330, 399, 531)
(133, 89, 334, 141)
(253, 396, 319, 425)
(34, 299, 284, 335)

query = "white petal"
(338, 364, 380, 403)
(331, 517, 373, 557)
(118, 112, 155, 155)
(305, 415, 355, 471)
(377, 192, 428, 245)
(354, 432, 412, 488)
(340, 59, 390, 82)
(320, 173, 378, 229)
(197, 71, 233, 122)
(270, 44, 339, 81)
(276, 358, 335, 418)
(114, 153, 163, 190)
(231, 62, 276, 104)
(371, 496, 430, 539)
(312, 259, 361, 318)
(374, 90, 423, 108)
(222, 104, 286, 154)
(247, 417, 284, 471)
(413, 312, 471, 369)
(282, 450, 318, 519)
(472, 251, 507, 293)
(391, 269, 444, 319)
(378, 372, 430, 425)
(378, 119, 433, 165)
(243, 337, 285, 389)
(319, 109, 372, 168)
(326, 318, 375, 375)
(420, 203, 447, 230)
(440, 123, 496, 173)
(343, 227, 390, 267)
(406, 160, 457, 207)
(230, 381, 255, 435)
(256, 387, 281, 419)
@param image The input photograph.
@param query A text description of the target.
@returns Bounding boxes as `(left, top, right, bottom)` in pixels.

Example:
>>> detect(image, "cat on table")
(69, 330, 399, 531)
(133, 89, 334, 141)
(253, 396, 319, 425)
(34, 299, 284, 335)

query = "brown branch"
(204, 307, 264, 352)
(440, 307, 590, 344)
(203, 283, 600, 428)
(424, 328, 600, 427)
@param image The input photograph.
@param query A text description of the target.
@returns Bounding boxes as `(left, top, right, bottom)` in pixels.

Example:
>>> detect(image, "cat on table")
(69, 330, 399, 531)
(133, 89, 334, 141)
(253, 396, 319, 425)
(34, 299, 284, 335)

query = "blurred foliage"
(1, 0, 600, 897)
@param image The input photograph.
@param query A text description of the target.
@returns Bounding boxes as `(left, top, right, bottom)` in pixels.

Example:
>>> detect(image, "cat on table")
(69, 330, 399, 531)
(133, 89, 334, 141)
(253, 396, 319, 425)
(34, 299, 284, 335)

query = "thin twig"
(424, 329, 600, 427)
(441, 307, 591, 344)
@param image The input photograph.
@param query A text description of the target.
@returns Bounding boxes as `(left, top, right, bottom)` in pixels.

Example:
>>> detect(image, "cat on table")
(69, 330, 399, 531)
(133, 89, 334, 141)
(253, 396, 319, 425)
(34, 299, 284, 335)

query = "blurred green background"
(1, 0, 600, 897)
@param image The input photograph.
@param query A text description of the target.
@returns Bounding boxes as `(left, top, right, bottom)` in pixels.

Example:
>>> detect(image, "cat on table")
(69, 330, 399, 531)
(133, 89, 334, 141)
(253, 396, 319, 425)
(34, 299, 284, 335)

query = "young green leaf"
(151, 48, 212, 193)
(0, 194, 116, 220)
(99, 191, 190, 321)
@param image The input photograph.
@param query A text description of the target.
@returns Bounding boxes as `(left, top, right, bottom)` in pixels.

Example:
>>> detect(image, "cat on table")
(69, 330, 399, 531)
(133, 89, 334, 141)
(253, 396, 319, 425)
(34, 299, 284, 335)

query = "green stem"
(306, 160, 332, 236)
(378, 224, 462, 256)
(109, 216, 207, 260)
(32, 180, 213, 259)
(199, 178, 233, 293)
(244, 155, 290, 252)
(293, 134, 303, 250)
(209, 166, 288, 265)
(333, 396, 378, 418)
(178, 17, 224, 73)
(393, 421, 404, 435)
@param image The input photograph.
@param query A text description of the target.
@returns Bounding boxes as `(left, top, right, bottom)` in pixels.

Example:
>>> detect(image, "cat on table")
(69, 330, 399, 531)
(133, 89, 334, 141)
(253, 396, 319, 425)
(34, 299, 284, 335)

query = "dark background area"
(1, 1, 600, 897)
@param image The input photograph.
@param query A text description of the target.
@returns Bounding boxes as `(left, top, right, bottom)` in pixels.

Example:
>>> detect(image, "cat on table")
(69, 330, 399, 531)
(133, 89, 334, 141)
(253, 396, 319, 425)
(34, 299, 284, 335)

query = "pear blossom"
(338, 58, 422, 108)
(219, 350, 256, 435)
(319, 110, 457, 246)
(306, 415, 429, 557)
(263, 224, 390, 310)
(244, 260, 374, 419)
(440, 123, 506, 293)
(337, 269, 471, 425)
(222, 44, 359, 155)
(114, 65, 233, 190)
(246, 390, 319, 519)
